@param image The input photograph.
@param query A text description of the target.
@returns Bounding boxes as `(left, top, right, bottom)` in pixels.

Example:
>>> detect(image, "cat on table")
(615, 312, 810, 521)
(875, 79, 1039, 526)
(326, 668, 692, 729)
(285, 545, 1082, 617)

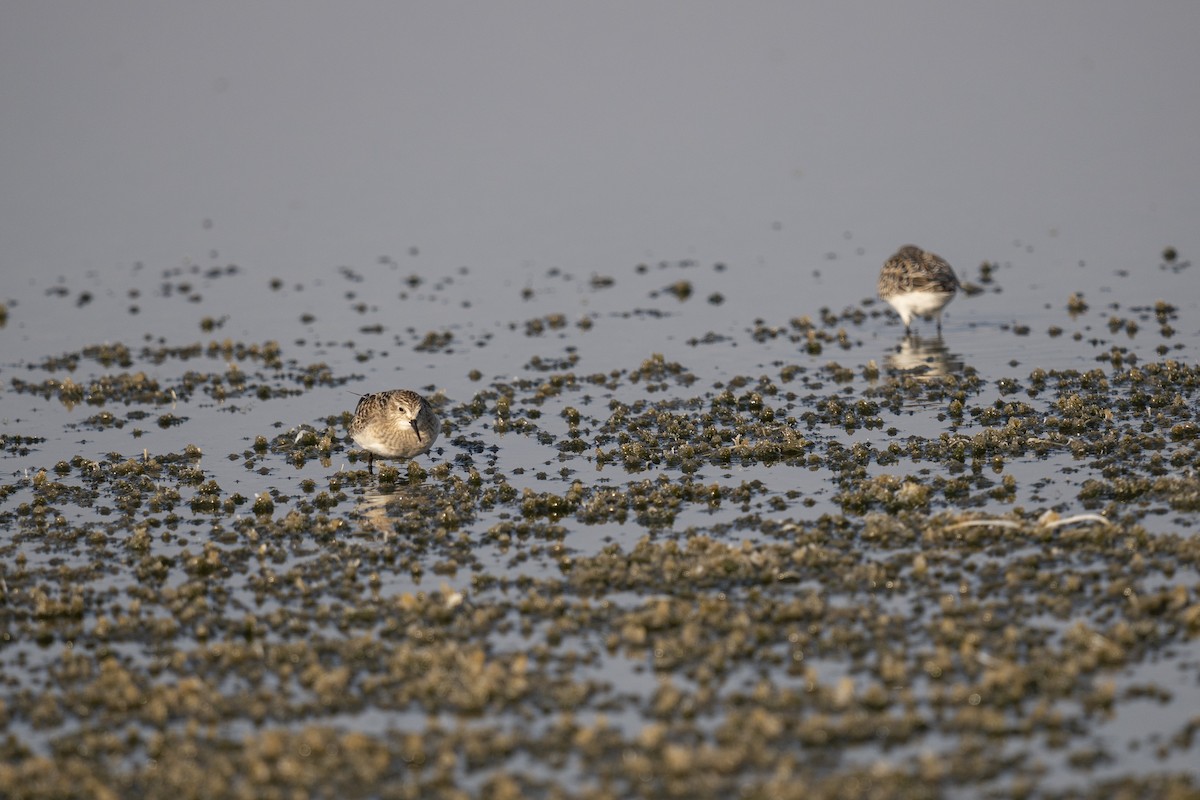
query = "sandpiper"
(348, 389, 439, 472)
(877, 244, 961, 334)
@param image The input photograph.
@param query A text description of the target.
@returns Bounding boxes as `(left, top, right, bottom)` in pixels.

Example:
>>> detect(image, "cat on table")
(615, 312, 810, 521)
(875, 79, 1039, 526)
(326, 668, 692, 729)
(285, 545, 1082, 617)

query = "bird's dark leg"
(367, 453, 375, 474)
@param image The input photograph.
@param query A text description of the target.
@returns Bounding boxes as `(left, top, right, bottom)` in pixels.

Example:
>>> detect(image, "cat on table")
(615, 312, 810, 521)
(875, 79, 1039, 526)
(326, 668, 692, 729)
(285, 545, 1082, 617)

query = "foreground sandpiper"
(348, 389, 440, 472)
(877, 244, 961, 334)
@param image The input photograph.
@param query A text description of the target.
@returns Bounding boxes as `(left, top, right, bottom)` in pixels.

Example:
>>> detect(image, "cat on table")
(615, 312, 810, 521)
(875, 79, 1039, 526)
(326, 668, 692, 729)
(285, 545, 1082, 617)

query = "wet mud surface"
(2, 249, 1199, 798)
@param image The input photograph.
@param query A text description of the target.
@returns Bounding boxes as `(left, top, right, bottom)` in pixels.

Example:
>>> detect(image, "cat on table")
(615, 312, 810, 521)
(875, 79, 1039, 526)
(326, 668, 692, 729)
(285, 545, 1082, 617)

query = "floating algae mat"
(1, 253, 1199, 797)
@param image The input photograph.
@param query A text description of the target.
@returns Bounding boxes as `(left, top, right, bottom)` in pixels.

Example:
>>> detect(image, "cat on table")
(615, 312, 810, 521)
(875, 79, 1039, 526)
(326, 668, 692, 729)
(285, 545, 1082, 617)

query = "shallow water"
(4, 246, 1199, 795)
(3, 3, 1200, 797)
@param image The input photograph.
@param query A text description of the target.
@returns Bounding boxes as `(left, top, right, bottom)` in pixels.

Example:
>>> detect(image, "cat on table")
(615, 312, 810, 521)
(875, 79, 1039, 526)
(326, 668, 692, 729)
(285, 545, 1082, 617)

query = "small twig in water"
(944, 511, 1112, 533)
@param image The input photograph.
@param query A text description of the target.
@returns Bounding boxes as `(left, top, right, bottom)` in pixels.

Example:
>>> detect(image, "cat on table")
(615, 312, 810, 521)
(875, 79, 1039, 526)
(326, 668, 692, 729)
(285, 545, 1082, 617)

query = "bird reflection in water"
(353, 483, 442, 539)
(883, 333, 964, 379)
